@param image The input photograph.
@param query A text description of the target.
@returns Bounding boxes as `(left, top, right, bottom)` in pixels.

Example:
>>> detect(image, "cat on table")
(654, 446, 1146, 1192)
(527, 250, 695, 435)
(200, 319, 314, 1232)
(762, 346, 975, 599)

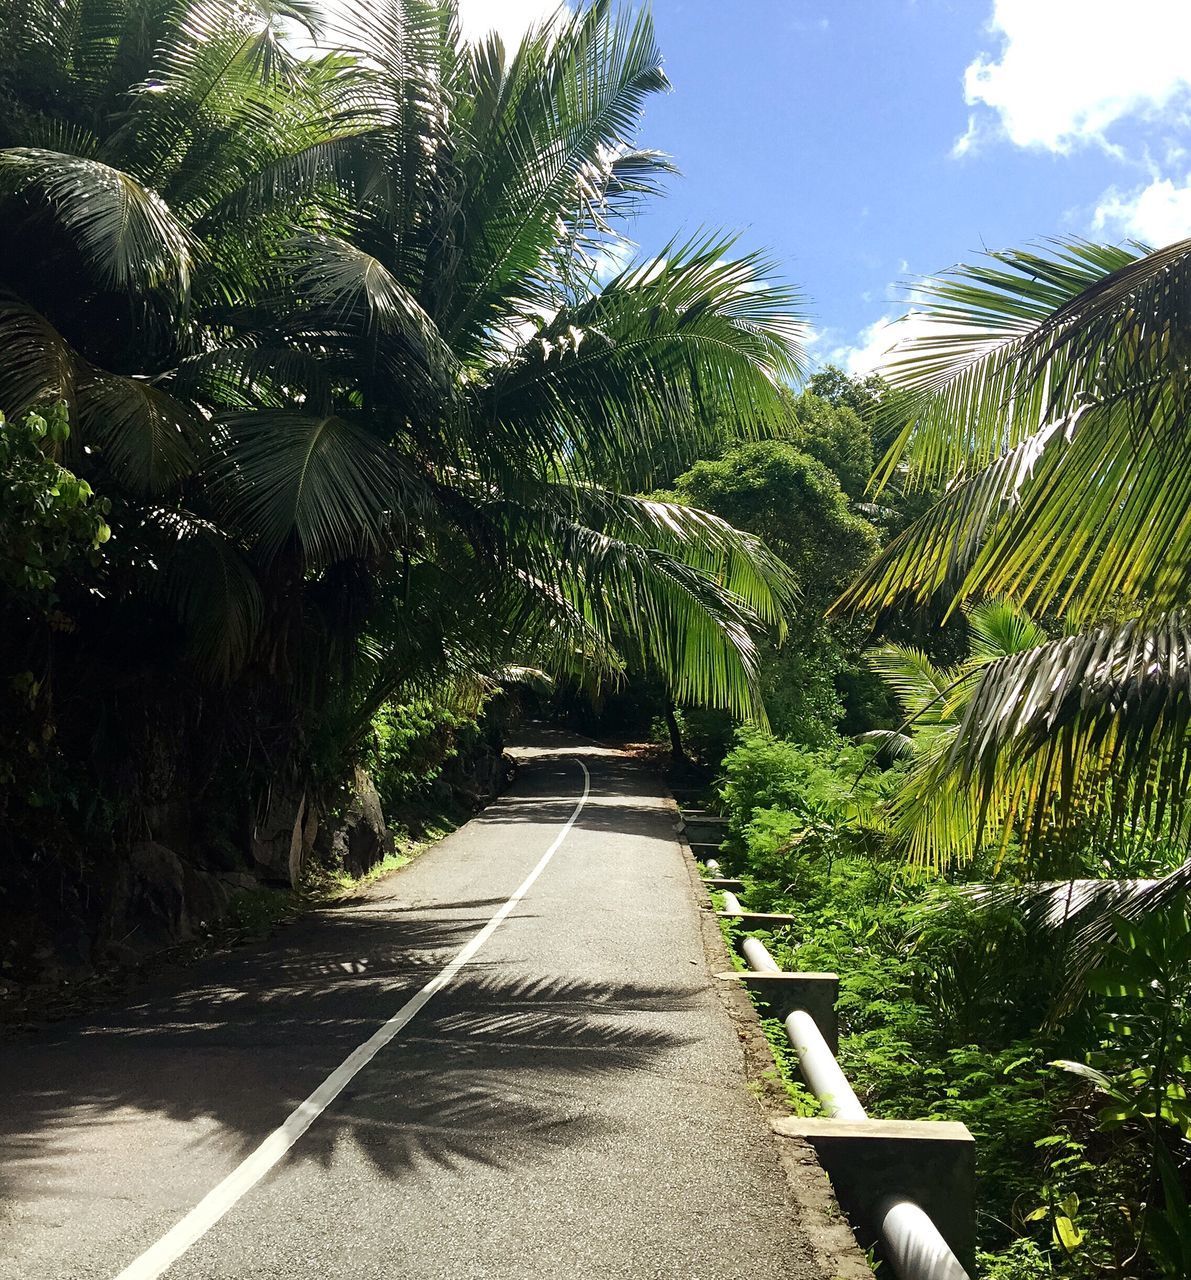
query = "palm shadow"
(0, 911, 701, 1203)
(1, 736, 700, 1220)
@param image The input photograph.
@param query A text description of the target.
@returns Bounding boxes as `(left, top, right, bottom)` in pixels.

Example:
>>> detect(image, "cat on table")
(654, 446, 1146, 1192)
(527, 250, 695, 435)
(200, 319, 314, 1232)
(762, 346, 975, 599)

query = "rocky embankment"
(0, 740, 509, 999)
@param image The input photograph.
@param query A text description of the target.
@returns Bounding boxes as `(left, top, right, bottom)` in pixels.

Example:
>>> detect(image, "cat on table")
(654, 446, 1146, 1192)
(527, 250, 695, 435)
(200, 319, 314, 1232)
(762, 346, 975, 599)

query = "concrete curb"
(661, 784, 874, 1280)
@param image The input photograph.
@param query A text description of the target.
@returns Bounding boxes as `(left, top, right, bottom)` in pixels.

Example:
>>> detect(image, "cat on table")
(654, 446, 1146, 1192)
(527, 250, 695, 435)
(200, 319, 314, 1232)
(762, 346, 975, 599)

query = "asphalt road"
(1, 733, 824, 1279)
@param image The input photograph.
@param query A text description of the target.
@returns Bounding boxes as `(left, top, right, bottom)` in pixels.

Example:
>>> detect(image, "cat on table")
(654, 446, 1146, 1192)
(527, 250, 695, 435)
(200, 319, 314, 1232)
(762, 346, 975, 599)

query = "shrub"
(717, 725, 1167, 1276)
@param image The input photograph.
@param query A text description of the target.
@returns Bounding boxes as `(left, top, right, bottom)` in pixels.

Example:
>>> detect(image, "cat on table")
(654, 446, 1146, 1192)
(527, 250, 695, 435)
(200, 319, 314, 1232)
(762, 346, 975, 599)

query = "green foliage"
(0, 0, 810, 930)
(806, 365, 886, 422)
(673, 439, 879, 744)
(718, 729, 889, 850)
(838, 235, 1191, 895)
(0, 403, 109, 604)
(226, 887, 301, 941)
(718, 728, 1181, 1277)
(976, 1237, 1055, 1280)
(676, 439, 878, 611)
(364, 697, 488, 815)
(0, 403, 111, 806)
(1055, 901, 1191, 1276)
(757, 633, 853, 747)
(779, 386, 873, 499)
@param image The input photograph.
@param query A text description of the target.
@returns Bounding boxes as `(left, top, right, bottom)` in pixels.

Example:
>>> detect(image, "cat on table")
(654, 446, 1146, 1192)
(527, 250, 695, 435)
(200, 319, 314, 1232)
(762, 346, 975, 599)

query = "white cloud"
(1093, 174, 1191, 246)
(456, 0, 563, 48)
(959, 0, 1191, 154)
(828, 305, 970, 378)
(591, 236, 636, 283)
(291, 1, 564, 65)
(952, 113, 980, 158)
(828, 316, 902, 376)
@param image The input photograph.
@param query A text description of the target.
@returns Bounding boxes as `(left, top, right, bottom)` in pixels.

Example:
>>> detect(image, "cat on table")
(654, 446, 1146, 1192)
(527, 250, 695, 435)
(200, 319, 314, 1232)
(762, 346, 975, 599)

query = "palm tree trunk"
(664, 696, 686, 763)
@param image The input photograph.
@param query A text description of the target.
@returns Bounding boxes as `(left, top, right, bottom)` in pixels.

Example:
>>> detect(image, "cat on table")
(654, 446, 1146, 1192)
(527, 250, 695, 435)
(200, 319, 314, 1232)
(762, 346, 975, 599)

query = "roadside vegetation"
(691, 241, 1191, 1279)
(0, 0, 803, 983)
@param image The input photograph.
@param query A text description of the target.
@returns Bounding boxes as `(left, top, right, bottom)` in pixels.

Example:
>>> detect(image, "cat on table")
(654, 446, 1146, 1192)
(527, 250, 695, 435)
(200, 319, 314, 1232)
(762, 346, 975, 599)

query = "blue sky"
(461, 0, 1191, 372)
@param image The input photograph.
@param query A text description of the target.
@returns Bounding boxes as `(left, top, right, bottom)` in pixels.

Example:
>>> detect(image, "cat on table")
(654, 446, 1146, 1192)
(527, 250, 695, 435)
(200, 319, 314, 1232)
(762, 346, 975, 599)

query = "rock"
(219, 871, 259, 892)
(251, 781, 307, 886)
(331, 767, 393, 879)
(297, 801, 318, 883)
(180, 858, 233, 933)
(105, 841, 233, 955)
(123, 842, 186, 948)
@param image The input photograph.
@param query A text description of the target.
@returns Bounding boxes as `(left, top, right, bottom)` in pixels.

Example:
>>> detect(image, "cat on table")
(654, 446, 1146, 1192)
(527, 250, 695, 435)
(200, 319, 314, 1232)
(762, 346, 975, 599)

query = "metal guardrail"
(680, 807, 972, 1280)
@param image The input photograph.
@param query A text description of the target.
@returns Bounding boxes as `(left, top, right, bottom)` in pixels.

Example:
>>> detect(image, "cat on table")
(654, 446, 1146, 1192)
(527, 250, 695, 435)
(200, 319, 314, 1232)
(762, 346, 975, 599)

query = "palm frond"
(837, 413, 1072, 614)
(440, 0, 670, 348)
(482, 236, 807, 486)
(487, 499, 774, 720)
(867, 599, 1062, 870)
(0, 147, 193, 294)
(78, 371, 202, 492)
(147, 508, 265, 680)
(167, 343, 333, 413)
(870, 239, 1149, 494)
(207, 411, 421, 564)
(0, 298, 77, 414)
(865, 644, 956, 722)
(849, 239, 1191, 631)
(285, 232, 457, 390)
(574, 488, 797, 628)
(946, 610, 1191, 845)
(965, 596, 1049, 663)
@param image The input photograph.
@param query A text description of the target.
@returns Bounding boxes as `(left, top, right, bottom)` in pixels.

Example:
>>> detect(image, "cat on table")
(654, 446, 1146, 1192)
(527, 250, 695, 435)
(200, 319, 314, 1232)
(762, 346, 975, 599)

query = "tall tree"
(673, 437, 879, 745)
(0, 0, 806, 873)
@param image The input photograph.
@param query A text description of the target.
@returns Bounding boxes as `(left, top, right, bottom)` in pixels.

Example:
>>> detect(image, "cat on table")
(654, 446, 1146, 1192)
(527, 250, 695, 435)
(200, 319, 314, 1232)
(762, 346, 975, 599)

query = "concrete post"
(773, 1117, 976, 1274)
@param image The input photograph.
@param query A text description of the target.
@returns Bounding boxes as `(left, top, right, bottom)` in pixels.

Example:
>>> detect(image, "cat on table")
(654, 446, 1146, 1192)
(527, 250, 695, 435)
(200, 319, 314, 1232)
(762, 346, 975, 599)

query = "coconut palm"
(840, 235, 1191, 920)
(0, 0, 805, 853)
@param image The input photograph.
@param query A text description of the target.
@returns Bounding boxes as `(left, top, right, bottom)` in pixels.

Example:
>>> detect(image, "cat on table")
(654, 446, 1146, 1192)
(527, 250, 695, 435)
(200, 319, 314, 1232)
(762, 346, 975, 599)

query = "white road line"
(113, 759, 592, 1280)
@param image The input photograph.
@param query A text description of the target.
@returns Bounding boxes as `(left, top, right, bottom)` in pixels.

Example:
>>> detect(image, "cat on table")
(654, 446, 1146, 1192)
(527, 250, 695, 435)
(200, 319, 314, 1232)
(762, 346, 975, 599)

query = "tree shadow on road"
(0, 735, 708, 1262)
(0, 898, 703, 1206)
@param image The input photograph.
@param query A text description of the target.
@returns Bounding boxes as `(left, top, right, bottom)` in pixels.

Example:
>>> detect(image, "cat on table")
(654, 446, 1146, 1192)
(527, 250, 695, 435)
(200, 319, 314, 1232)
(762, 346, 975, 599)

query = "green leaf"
(0, 148, 194, 294)
(1054, 1214, 1084, 1252)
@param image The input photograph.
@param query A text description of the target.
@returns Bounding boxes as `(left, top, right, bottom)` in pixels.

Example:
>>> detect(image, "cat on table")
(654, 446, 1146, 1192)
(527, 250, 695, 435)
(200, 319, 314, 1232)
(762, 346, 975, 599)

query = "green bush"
(0, 403, 110, 606)
(364, 697, 489, 815)
(717, 727, 1170, 1276)
(0, 403, 111, 807)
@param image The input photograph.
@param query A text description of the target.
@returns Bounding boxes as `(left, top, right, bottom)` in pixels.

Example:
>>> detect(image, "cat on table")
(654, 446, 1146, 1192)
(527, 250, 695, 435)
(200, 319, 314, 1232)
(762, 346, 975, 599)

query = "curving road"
(1, 733, 829, 1279)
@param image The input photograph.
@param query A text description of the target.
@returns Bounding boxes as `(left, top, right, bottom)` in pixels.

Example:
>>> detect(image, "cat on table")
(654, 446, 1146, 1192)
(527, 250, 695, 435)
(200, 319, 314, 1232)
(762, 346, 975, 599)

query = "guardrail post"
(680, 801, 974, 1280)
(682, 818, 729, 845)
(773, 1117, 976, 1275)
(714, 971, 839, 1051)
(716, 889, 798, 931)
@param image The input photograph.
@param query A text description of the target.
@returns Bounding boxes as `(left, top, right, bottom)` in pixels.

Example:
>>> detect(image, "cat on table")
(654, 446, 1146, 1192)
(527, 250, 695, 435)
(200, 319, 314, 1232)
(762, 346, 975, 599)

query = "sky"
(458, 0, 1191, 374)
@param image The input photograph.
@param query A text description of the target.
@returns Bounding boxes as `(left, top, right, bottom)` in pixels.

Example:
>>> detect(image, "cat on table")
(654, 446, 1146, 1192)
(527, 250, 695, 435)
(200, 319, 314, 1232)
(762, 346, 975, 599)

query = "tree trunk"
(664, 697, 686, 763)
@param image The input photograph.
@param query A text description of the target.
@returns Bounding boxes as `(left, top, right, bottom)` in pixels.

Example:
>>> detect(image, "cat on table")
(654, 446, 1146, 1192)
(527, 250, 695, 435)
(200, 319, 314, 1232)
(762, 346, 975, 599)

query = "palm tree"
(839, 235, 1191, 920)
(865, 598, 1052, 871)
(0, 0, 805, 864)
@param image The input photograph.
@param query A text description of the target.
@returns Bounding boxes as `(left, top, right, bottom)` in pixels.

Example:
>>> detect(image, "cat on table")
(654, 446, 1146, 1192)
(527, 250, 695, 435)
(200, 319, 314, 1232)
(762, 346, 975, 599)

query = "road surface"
(1, 734, 829, 1279)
